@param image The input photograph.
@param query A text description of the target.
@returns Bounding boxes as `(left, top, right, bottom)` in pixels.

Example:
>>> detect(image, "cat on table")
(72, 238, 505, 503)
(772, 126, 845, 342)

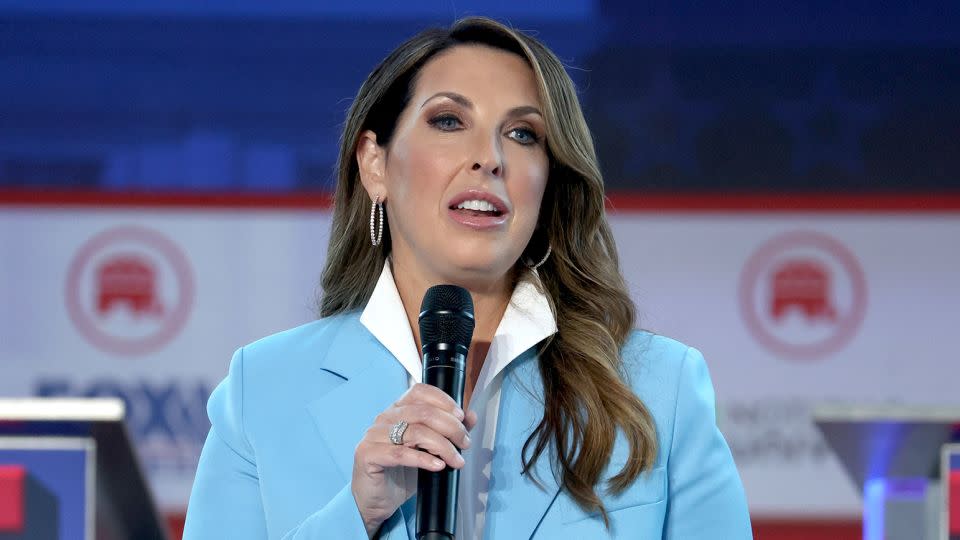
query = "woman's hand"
(351, 383, 477, 538)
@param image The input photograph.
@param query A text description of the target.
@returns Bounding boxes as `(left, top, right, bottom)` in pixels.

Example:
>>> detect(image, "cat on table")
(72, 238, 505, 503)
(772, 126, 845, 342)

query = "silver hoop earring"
(528, 244, 552, 270)
(369, 195, 384, 246)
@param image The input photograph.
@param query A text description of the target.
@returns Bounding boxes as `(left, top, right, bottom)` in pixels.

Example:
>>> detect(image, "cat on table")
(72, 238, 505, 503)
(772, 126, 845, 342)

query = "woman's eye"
(428, 115, 462, 131)
(508, 127, 540, 145)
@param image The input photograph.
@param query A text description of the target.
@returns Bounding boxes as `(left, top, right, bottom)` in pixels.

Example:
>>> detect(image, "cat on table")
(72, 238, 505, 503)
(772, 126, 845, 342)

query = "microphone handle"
(416, 346, 466, 540)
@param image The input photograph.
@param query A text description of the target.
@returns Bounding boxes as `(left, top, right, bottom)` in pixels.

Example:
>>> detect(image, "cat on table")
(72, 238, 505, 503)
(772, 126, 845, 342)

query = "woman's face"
(359, 44, 550, 289)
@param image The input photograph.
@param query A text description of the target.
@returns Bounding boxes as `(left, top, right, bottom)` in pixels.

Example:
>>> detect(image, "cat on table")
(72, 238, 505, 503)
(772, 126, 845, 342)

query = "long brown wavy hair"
(319, 16, 656, 524)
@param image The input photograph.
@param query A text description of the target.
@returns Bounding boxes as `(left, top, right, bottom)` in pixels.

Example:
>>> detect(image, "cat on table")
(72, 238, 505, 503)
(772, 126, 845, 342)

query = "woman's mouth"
(452, 199, 503, 217)
(448, 200, 508, 229)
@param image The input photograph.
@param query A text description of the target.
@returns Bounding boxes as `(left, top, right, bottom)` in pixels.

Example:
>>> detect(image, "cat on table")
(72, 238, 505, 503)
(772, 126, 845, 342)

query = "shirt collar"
(359, 260, 558, 384)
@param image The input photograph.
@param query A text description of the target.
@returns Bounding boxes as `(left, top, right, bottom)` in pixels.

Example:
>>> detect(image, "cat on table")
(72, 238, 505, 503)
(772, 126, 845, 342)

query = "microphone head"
(419, 285, 475, 349)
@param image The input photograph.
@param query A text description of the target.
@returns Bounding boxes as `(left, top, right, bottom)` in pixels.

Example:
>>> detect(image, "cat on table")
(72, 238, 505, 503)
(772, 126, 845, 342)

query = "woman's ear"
(357, 130, 387, 201)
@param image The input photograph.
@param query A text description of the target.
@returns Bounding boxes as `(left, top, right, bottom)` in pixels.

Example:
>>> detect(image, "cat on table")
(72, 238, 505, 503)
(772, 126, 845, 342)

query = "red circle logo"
(66, 226, 194, 356)
(739, 231, 867, 360)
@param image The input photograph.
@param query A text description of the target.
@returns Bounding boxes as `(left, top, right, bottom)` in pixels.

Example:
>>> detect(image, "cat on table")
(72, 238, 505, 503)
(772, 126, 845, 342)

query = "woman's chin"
(439, 256, 517, 289)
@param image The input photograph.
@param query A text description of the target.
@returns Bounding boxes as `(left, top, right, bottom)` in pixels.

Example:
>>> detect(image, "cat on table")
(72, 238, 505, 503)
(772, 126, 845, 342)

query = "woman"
(183, 16, 751, 540)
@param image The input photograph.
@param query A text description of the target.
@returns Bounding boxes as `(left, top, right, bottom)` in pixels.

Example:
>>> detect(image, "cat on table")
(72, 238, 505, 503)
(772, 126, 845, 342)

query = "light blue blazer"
(183, 311, 752, 539)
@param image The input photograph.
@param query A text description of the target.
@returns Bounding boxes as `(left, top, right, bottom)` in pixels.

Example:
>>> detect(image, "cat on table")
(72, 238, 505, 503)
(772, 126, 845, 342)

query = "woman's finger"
(396, 383, 465, 420)
(386, 404, 471, 450)
(362, 442, 447, 473)
(464, 410, 478, 431)
(371, 423, 464, 469)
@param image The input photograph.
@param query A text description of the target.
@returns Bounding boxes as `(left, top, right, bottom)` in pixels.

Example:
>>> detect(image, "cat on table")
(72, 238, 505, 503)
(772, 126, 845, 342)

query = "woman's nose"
(470, 134, 503, 177)
(471, 161, 501, 176)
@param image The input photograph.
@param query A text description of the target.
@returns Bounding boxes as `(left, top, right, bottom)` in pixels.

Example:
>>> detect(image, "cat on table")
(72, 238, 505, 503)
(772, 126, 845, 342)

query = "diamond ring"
(389, 420, 409, 445)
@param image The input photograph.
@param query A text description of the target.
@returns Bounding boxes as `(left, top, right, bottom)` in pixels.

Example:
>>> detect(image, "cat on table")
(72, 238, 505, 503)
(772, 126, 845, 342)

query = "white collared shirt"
(359, 261, 557, 540)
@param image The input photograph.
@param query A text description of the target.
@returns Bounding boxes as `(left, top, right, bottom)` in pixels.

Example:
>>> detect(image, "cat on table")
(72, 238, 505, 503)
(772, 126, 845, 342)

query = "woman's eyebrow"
(505, 105, 543, 120)
(419, 92, 543, 120)
(420, 91, 473, 109)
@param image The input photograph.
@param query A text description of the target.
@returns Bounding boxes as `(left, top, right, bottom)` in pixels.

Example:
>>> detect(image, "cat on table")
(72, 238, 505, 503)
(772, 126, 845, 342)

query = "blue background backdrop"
(2, 0, 958, 193)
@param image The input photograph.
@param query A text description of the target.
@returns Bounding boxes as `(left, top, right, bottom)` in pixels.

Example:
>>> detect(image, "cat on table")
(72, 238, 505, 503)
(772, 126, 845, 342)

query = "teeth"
(455, 199, 498, 212)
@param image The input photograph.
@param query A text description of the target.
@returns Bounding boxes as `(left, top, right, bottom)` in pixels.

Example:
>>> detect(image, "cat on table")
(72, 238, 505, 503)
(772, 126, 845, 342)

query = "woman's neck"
(390, 256, 511, 350)
(389, 256, 513, 407)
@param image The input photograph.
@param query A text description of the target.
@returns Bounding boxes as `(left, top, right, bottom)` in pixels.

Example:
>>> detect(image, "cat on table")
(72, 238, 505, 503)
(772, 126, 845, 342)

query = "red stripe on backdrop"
(1, 188, 960, 212)
(0, 189, 333, 210)
(751, 520, 861, 540)
(604, 192, 960, 212)
(163, 514, 861, 540)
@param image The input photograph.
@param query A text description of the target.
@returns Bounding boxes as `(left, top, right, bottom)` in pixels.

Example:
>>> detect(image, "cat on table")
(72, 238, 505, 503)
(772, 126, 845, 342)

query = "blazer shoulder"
(211, 311, 366, 439)
(621, 329, 696, 385)
(239, 311, 359, 369)
(620, 329, 716, 465)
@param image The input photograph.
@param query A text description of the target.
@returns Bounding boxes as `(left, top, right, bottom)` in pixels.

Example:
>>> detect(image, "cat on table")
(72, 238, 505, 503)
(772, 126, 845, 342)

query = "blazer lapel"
(483, 348, 561, 539)
(306, 314, 410, 481)
(305, 315, 415, 539)
(306, 316, 560, 539)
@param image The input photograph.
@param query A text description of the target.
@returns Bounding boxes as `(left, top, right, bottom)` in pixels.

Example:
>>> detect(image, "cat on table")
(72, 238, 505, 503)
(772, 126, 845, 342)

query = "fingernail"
(455, 408, 465, 420)
(463, 434, 471, 448)
(456, 454, 465, 466)
(433, 458, 444, 469)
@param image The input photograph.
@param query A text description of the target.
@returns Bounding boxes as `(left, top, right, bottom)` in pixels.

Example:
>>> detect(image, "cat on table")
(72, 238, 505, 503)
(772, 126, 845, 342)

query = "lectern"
(0, 398, 167, 540)
(814, 404, 960, 540)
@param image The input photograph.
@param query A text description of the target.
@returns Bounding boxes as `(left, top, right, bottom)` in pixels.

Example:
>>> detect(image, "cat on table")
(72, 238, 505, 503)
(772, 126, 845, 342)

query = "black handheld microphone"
(416, 285, 475, 540)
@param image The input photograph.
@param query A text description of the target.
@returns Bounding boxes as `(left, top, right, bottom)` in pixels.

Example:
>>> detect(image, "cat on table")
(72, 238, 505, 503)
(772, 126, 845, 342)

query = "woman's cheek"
(410, 145, 459, 188)
(516, 164, 548, 216)
(518, 149, 548, 186)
